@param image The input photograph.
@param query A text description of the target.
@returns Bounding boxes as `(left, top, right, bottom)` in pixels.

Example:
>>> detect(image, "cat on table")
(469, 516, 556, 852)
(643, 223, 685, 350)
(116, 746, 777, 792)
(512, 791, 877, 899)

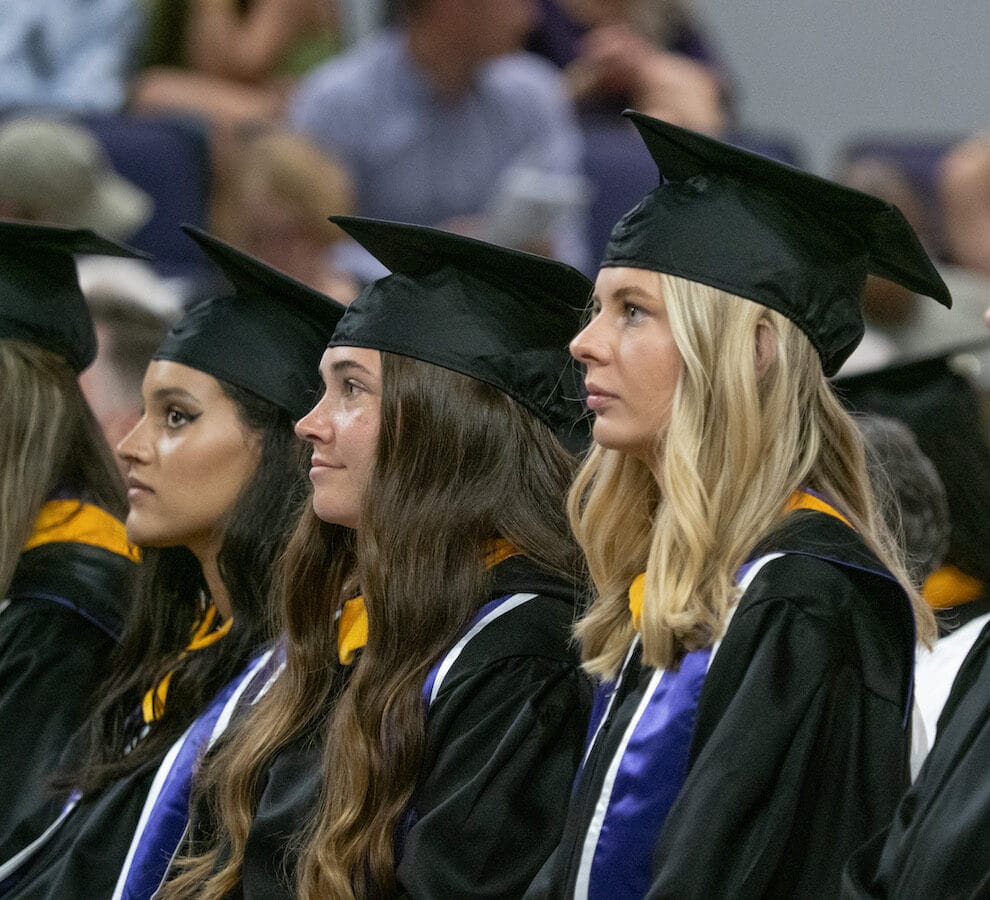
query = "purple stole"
(572, 553, 783, 900)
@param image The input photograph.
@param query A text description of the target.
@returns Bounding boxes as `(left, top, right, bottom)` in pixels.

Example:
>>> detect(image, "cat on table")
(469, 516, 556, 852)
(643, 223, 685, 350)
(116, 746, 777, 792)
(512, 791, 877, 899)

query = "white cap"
(0, 116, 153, 240)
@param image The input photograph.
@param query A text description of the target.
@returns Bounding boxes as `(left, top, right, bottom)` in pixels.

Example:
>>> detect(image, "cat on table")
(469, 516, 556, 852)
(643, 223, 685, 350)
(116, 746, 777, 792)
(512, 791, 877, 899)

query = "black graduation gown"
(0, 751, 163, 898)
(843, 617, 990, 899)
(0, 645, 279, 900)
(222, 556, 592, 899)
(0, 536, 135, 848)
(528, 511, 916, 900)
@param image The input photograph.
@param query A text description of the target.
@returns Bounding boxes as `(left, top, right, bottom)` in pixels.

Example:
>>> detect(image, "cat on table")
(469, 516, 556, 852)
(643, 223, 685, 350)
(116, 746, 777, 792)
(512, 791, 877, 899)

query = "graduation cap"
(327, 216, 593, 452)
(604, 112, 952, 376)
(834, 339, 990, 585)
(0, 219, 146, 372)
(155, 227, 346, 420)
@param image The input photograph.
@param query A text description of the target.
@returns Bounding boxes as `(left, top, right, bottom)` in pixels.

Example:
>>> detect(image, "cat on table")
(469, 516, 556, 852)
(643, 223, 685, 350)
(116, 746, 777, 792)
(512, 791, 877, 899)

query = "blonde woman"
(527, 113, 952, 899)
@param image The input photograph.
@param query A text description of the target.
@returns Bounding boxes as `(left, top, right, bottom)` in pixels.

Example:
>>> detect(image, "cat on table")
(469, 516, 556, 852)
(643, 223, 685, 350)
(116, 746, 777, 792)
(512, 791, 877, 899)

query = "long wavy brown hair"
(0, 339, 125, 597)
(165, 351, 584, 899)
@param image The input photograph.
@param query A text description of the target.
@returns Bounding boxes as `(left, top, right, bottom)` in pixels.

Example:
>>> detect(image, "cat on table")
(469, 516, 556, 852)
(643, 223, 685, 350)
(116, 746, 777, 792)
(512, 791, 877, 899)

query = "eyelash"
(165, 407, 196, 428)
(623, 302, 645, 323)
(587, 302, 645, 323)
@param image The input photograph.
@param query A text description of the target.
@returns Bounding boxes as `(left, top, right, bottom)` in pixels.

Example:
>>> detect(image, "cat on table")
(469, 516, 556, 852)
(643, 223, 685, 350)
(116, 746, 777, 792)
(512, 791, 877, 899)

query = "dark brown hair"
(61, 381, 309, 798)
(166, 352, 583, 899)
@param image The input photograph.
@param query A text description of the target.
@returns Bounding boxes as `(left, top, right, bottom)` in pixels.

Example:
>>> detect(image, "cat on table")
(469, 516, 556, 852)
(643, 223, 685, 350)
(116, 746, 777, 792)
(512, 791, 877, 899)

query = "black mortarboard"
(0, 220, 146, 372)
(834, 339, 990, 584)
(156, 227, 346, 420)
(605, 112, 952, 376)
(326, 216, 593, 452)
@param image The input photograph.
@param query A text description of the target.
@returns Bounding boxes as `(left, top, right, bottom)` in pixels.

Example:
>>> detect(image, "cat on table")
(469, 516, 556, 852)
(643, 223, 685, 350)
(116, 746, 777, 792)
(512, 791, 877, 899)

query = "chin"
(125, 530, 167, 548)
(592, 427, 656, 461)
(125, 516, 177, 549)
(311, 497, 359, 529)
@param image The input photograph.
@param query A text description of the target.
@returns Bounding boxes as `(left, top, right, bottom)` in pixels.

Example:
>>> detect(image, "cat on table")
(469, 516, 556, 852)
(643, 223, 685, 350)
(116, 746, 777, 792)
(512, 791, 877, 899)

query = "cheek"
(339, 409, 379, 469)
(645, 347, 682, 412)
(131, 436, 258, 545)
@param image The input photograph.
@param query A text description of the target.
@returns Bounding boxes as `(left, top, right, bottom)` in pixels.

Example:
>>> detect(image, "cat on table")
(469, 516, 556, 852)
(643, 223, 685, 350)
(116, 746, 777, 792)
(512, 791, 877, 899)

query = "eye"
(343, 378, 364, 396)
(623, 302, 646, 324)
(165, 406, 195, 428)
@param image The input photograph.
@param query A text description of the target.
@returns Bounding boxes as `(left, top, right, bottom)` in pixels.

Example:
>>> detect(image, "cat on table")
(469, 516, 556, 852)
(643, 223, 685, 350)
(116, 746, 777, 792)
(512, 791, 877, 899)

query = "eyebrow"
(612, 285, 658, 302)
(590, 284, 661, 306)
(329, 359, 376, 377)
(150, 387, 200, 403)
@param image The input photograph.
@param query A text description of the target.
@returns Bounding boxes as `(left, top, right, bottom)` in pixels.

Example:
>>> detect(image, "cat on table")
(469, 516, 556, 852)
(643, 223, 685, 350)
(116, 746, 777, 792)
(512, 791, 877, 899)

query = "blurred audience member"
(132, 0, 341, 132)
(0, 116, 151, 239)
(225, 128, 359, 301)
(837, 156, 929, 329)
(0, 114, 184, 456)
(858, 412, 950, 772)
(837, 347, 990, 748)
(528, 0, 730, 134)
(0, 0, 145, 114)
(76, 265, 178, 456)
(939, 131, 990, 279)
(288, 0, 588, 279)
(859, 414, 950, 589)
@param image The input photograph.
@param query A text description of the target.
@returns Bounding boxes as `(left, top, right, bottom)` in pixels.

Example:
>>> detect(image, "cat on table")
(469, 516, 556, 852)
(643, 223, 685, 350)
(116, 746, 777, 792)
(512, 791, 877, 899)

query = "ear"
(754, 318, 778, 378)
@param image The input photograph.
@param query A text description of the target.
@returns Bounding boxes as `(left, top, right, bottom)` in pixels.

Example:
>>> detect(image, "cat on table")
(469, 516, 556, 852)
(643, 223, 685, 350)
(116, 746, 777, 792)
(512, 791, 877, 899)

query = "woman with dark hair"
(0, 222, 141, 844)
(525, 112, 951, 899)
(0, 228, 344, 898)
(163, 218, 594, 899)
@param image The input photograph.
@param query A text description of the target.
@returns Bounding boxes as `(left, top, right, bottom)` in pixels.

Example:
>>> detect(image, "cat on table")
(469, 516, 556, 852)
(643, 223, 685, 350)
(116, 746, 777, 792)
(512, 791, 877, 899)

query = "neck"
(197, 550, 233, 621)
(404, 23, 477, 101)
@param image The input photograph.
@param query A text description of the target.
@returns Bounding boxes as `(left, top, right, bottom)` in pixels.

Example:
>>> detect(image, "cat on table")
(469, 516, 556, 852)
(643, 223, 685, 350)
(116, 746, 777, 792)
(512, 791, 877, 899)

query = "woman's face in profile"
(570, 266, 683, 465)
(116, 361, 261, 558)
(296, 346, 382, 530)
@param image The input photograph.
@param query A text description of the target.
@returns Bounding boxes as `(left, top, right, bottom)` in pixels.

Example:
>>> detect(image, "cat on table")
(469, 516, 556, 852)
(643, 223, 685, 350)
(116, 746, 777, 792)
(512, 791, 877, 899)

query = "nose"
(570, 311, 608, 366)
(295, 395, 333, 446)
(116, 415, 151, 466)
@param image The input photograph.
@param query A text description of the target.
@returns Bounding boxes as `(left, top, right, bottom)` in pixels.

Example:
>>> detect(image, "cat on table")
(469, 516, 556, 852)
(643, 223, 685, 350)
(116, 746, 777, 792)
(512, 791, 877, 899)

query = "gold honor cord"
(923, 564, 984, 610)
(337, 539, 520, 665)
(142, 607, 234, 724)
(24, 499, 141, 562)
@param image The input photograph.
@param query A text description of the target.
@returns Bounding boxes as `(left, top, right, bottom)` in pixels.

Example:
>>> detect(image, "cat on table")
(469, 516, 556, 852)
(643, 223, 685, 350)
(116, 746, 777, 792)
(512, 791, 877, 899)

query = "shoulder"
(718, 516, 915, 706)
(292, 34, 395, 101)
(739, 511, 910, 627)
(7, 541, 135, 639)
(481, 50, 571, 111)
(426, 558, 585, 704)
(287, 35, 404, 149)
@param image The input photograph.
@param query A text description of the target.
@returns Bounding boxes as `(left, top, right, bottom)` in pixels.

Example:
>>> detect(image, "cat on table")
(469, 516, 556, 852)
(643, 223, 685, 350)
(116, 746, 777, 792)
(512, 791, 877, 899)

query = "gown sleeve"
(647, 585, 911, 899)
(842, 618, 990, 899)
(396, 653, 591, 899)
(0, 598, 114, 849)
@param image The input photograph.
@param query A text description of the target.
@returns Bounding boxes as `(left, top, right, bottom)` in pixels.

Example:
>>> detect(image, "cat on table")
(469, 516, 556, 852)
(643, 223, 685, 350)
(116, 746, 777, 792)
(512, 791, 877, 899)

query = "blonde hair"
(570, 273, 934, 677)
(237, 129, 355, 246)
(0, 340, 125, 596)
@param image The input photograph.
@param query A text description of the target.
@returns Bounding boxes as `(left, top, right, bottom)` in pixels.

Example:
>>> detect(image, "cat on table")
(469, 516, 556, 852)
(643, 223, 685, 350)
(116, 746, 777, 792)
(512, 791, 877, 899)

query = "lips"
(584, 381, 618, 410)
(309, 457, 344, 478)
(125, 475, 154, 499)
(310, 456, 343, 469)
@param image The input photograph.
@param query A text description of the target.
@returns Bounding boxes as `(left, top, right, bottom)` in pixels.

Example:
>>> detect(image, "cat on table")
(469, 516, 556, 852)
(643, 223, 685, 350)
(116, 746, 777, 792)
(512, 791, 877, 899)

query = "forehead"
(593, 266, 665, 300)
(320, 345, 382, 373)
(141, 359, 225, 399)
